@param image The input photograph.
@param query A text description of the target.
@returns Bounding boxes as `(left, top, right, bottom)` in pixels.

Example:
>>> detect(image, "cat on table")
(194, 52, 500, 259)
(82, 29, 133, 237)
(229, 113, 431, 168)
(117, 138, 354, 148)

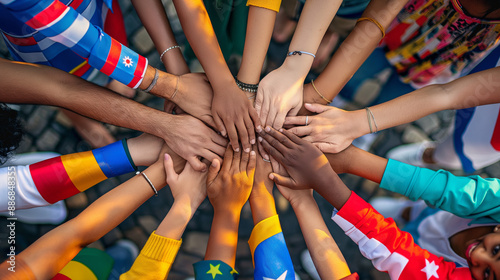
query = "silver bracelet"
(366, 107, 379, 133)
(160, 45, 181, 61)
(136, 171, 158, 196)
(144, 68, 159, 93)
(287, 50, 316, 58)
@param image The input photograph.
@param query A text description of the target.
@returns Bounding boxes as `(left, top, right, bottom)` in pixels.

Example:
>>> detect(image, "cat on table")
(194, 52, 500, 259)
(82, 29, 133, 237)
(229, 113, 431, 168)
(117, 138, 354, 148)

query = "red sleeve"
(331, 192, 472, 280)
(340, 272, 359, 280)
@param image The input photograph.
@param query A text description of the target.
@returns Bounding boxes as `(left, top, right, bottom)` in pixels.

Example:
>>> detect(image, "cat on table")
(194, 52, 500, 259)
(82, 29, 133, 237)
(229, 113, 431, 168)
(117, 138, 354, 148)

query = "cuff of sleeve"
(331, 191, 371, 232)
(248, 215, 282, 256)
(122, 139, 138, 171)
(341, 273, 359, 280)
(380, 159, 419, 198)
(140, 231, 182, 263)
(193, 260, 238, 279)
(246, 0, 281, 12)
(91, 140, 136, 178)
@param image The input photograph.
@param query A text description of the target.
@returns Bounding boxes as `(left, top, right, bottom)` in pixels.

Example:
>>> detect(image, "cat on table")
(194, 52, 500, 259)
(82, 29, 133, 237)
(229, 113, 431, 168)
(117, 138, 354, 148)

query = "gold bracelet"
(357, 17, 385, 38)
(311, 80, 332, 104)
(170, 75, 181, 100)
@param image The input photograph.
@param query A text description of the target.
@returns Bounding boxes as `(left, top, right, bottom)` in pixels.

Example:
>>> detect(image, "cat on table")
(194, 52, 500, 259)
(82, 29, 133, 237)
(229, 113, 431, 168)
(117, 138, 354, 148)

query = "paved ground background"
(1, 1, 500, 279)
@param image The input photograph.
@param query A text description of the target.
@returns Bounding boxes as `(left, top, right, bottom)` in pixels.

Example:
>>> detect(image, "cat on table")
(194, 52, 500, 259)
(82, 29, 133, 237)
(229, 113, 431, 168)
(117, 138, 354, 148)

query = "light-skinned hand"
(285, 103, 362, 153)
(164, 153, 207, 209)
(206, 146, 256, 213)
(255, 63, 305, 130)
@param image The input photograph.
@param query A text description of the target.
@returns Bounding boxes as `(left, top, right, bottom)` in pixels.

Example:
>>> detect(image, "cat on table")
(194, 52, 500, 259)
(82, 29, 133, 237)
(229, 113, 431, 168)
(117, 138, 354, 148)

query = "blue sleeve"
(193, 260, 238, 280)
(380, 159, 500, 222)
(248, 215, 295, 280)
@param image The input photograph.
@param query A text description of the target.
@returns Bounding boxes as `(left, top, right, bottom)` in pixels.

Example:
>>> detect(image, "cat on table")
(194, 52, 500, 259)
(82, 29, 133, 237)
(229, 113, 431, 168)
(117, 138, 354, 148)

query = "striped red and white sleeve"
(0, 0, 148, 88)
(331, 192, 473, 280)
(0, 140, 136, 210)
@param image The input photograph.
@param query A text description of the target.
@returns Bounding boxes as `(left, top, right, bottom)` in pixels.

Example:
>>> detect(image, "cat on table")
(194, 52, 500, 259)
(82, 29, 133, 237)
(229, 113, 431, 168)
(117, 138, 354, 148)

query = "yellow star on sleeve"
(230, 268, 238, 275)
(206, 263, 223, 279)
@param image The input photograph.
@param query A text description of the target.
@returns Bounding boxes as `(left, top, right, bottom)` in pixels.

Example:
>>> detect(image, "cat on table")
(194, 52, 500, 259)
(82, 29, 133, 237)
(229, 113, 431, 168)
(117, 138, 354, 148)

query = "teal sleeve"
(380, 159, 500, 222)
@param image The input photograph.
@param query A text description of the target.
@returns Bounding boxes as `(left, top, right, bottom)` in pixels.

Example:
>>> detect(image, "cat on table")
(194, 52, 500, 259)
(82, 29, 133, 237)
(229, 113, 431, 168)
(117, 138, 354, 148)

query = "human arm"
(255, 0, 341, 129)
(259, 128, 472, 280)
(287, 67, 500, 153)
(131, 0, 189, 74)
(246, 156, 296, 279)
(173, 0, 260, 152)
(204, 147, 256, 267)
(120, 155, 208, 279)
(308, 0, 409, 103)
(0, 58, 226, 171)
(0, 134, 172, 211)
(5, 151, 175, 280)
(279, 185, 352, 279)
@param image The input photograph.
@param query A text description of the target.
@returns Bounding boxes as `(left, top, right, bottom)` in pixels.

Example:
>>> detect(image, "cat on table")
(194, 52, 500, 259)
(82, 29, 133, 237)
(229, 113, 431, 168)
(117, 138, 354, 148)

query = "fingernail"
(265, 126, 271, 132)
(256, 125, 262, 132)
(235, 147, 240, 152)
(250, 139, 256, 145)
(258, 136, 263, 142)
(250, 151, 256, 156)
(305, 103, 311, 106)
(244, 148, 250, 153)
(164, 153, 170, 160)
(269, 173, 274, 180)
(279, 128, 283, 132)
(221, 130, 226, 137)
(264, 154, 269, 160)
(212, 160, 217, 167)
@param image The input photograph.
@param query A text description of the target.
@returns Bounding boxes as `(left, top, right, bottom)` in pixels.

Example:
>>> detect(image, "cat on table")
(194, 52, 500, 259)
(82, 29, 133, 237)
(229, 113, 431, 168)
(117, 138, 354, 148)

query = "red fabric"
(26, 1, 68, 29)
(490, 107, 500, 151)
(100, 39, 122, 76)
(103, 0, 128, 46)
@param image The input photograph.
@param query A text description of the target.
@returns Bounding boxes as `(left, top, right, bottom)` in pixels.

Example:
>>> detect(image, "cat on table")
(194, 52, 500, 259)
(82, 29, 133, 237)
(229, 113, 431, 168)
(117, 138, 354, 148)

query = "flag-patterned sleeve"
(0, 0, 148, 88)
(248, 215, 295, 280)
(193, 260, 239, 280)
(331, 192, 473, 280)
(0, 140, 136, 211)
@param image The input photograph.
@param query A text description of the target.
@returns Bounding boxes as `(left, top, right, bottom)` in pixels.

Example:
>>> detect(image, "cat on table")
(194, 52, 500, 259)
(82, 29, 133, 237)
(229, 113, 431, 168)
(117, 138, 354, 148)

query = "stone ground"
(1, 1, 500, 279)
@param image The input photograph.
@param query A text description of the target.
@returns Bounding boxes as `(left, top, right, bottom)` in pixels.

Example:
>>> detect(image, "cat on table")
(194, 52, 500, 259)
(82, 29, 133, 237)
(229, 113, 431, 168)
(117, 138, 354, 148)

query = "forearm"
(132, 0, 189, 74)
(325, 146, 387, 183)
(249, 161, 277, 225)
(205, 210, 240, 267)
(173, 0, 234, 89)
(0, 59, 176, 139)
(314, 0, 408, 100)
(237, 6, 276, 84)
(291, 196, 351, 280)
(155, 196, 197, 240)
(18, 162, 166, 279)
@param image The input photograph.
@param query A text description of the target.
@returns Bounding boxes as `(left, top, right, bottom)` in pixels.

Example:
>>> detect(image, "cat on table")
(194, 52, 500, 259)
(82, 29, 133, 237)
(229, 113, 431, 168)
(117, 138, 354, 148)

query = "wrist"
(290, 194, 316, 211)
(173, 195, 202, 217)
(282, 55, 313, 77)
(351, 109, 371, 138)
(213, 207, 241, 223)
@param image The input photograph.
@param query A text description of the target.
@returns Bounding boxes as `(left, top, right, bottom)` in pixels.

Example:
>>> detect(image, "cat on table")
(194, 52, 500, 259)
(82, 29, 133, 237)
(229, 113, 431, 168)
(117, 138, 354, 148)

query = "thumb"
(206, 159, 221, 186)
(305, 103, 331, 114)
(164, 153, 178, 184)
(269, 173, 297, 189)
(254, 89, 264, 116)
(187, 156, 207, 172)
(314, 142, 339, 154)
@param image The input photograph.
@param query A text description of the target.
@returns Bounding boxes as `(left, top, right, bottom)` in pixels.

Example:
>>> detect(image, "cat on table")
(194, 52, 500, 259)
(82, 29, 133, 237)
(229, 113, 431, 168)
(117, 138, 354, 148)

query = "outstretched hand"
(164, 114, 227, 172)
(258, 126, 336, 191)
(211, 83, 261, 153)
(285, 103, 363, 153)
(164, 153, 207, 209)
(206, 145, 257, 212)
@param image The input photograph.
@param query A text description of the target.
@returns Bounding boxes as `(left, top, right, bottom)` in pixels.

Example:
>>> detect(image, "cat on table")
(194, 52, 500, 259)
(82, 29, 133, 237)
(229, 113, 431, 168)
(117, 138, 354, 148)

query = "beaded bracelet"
(287, 50, 316, 58)
(235, 77, 258, 93)
(159, 45, 181, 61)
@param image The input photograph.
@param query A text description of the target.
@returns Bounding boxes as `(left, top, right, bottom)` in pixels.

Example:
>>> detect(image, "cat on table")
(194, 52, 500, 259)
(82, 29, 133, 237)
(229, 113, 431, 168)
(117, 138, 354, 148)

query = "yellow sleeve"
(120, 231, 182, 280)
(246, 0, 282, 12)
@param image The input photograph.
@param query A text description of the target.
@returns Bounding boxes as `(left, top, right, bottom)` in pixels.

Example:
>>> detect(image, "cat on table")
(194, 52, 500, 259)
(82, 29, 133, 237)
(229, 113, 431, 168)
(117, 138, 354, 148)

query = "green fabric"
(72, 248, 114, 280)
(193, 260, 238, 280)
(184, 0, 248, 63)
(380, 159, 500, 223)
(121, 139, 137, 171)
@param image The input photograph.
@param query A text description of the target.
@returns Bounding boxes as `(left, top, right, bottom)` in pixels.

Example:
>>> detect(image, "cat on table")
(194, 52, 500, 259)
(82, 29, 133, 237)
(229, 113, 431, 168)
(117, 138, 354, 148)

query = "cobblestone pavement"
(1, 1, 500, 279)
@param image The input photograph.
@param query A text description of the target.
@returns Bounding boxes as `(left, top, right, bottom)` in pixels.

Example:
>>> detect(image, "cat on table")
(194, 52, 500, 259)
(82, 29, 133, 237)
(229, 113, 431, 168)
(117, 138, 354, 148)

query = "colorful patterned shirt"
(0, 0, 147, 88)
(383, 0, 500, 88)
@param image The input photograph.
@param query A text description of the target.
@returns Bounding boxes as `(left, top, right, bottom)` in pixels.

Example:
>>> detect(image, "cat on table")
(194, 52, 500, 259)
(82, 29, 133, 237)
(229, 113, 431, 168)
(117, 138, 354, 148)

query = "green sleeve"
(380, 159, 500, 222)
